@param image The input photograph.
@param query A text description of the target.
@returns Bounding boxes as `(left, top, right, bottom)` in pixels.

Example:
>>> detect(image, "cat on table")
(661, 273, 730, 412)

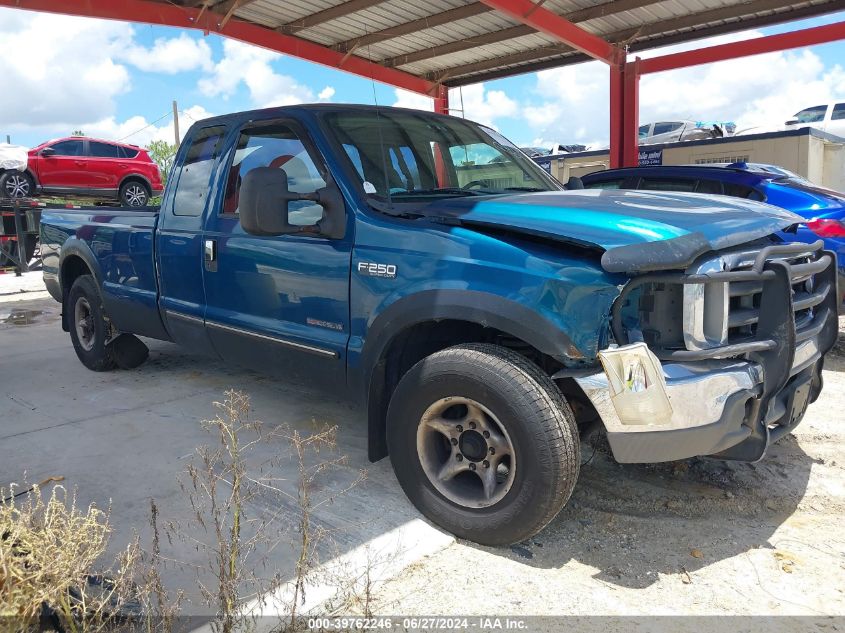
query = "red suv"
(0, 137, 163, 207)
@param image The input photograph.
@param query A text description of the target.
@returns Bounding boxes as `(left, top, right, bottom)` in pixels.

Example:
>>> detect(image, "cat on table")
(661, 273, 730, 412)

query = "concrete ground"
(3, 270, 845, 624)
(0, 273, 453, 619)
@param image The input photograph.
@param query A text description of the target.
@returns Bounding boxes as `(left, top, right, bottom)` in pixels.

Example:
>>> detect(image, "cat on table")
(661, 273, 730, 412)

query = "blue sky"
(1, 6, 845, 150)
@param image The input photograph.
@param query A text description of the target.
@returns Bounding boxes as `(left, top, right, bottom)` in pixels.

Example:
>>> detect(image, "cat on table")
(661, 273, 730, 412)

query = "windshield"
(320, 109, 562, 206)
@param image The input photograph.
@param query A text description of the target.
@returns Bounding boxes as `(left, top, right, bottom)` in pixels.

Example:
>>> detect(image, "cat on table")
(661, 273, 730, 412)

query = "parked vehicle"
(785, 102, 845, 137)
(519, 143, 587, 158)
(40, 105, 838, 545)
(0, 137, 163, 207)
(637, 120, 734, 145)
(581, 162, 845, 303)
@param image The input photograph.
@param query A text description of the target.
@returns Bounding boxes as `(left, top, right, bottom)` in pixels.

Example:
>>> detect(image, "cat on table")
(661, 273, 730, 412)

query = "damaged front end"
(575, 240, 839, 463)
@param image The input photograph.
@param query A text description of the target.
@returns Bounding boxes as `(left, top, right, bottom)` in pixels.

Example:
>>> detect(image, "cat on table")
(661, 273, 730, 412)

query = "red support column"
(621, 58, 641, 168)
(433, 85, 449, 115)
(609, 66, 623, 169)
(609, 59, 641, 168)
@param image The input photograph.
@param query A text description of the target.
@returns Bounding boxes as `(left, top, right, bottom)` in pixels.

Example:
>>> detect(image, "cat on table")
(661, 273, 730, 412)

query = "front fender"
(355, 287, 618, 461)
(359, 289, 584, 381)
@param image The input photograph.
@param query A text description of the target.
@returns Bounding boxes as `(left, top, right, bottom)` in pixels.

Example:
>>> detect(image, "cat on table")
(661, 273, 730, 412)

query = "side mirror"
(40, 147, 56, 156)
(785, 119, 799, 126)
(239, 166, 345, 239)
(565, 176, 584, 190)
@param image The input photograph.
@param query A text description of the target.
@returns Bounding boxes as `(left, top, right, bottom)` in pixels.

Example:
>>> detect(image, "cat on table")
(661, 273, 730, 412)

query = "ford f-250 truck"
(40, 105, 839, 545)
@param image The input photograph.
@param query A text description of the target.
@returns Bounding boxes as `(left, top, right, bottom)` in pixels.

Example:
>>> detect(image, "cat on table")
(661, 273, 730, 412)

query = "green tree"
(145, 140, 178, 185)
(71, 130, 85, 136)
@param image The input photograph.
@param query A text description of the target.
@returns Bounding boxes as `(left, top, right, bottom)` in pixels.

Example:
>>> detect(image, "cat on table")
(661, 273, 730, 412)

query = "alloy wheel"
(416, 396, 516, 508)
(4, 174, 30, 198)
(124, 184, 147, 207)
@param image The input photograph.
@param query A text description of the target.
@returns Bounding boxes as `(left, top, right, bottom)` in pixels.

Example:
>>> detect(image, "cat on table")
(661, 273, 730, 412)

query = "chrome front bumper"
(575, 352, 768, 463)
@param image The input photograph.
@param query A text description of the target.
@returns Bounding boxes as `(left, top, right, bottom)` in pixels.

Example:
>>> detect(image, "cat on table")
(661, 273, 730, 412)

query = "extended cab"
(40, 105, 839, 545)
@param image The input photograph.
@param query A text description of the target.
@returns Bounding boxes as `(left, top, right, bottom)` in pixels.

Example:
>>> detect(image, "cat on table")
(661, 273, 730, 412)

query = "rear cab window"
(171, 126, 226, 217)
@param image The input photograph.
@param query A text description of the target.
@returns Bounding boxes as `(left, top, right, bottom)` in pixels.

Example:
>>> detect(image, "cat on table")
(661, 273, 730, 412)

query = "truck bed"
(40, 206, 166, 339)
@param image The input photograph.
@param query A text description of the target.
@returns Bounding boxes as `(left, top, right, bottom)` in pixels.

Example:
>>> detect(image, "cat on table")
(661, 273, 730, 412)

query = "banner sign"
(638, 149, 663, 166)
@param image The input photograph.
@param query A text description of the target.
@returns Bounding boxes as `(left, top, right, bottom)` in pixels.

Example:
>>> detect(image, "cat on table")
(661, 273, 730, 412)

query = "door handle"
(75, 160, 87, 166)
(204, 239, 217, 272)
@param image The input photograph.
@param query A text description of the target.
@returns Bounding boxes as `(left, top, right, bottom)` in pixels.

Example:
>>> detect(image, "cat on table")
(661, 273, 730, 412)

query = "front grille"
(611, 240, 836, 363)
(720, 245, 832, 348)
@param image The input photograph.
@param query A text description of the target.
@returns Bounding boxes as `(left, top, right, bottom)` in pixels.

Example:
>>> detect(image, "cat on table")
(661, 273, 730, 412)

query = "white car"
(637, 120, 735, 145)
(785, 102, 845, 138)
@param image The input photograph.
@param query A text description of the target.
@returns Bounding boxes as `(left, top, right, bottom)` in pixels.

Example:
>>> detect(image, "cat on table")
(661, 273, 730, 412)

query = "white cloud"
(198, 39, 315, 107)
(318, 86, 336, 100)
(517, 30, 845, 146)
(0, 9, 134, 130)
(392, 89, 434, 111)
(121, 33, 213, 74)
(392, 84, 518, 128)
(0, 8, 219, 147)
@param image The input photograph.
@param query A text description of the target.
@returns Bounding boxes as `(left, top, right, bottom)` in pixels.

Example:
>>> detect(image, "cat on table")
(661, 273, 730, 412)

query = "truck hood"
(428, 189, 802, 274)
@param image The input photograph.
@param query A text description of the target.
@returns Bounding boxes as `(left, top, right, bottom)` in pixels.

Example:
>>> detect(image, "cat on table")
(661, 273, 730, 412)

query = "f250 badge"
(357, 261, 397, 279)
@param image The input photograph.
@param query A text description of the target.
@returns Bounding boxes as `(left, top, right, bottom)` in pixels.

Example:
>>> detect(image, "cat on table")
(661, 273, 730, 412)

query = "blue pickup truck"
(40, 105, 839, 545)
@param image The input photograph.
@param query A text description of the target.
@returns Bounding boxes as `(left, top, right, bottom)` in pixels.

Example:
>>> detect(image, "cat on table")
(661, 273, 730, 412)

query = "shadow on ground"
(468, 429, 818, 589)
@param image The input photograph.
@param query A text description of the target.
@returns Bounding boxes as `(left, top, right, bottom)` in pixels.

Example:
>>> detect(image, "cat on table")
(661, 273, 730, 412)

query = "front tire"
(67, 275, 117, 371)
(119, 181, 150, 208)
(387, 343, 580, 545)
(0, 171, 34, 199)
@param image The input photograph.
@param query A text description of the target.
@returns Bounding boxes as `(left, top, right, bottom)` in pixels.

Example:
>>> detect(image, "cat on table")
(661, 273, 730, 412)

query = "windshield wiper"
(390, 188, 486, 197)
(502, 186, 546, 192)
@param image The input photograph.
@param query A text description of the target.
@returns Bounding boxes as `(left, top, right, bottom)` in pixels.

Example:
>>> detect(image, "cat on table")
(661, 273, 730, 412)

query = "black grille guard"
(611, 240, 838, 364)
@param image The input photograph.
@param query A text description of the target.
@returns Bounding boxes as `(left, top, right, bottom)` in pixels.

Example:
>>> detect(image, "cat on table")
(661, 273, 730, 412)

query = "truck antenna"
(366, 26, 392, 206)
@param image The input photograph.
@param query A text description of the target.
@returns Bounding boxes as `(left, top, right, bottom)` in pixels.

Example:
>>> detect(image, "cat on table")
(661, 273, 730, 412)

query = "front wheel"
(387, 343, 580, 545)
(119, 181, 150, 208)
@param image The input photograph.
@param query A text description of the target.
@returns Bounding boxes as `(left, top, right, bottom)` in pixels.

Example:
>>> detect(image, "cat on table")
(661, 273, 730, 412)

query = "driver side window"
(49, 140, 85, 156)
(223, 124, 326, 227)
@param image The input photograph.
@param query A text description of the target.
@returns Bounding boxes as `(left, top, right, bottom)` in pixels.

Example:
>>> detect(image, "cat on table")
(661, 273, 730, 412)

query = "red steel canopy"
(3, 0, 845, 166)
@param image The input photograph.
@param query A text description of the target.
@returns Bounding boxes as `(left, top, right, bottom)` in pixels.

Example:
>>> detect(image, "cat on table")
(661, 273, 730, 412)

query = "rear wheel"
(119, 181, 150, 208)
(0, 171, 34, 199)
(387, 343, 580, 545)
(67, 275, 117, 371)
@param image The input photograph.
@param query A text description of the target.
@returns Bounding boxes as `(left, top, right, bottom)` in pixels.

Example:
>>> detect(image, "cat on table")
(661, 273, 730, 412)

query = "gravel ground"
(359, 318, 845, 619)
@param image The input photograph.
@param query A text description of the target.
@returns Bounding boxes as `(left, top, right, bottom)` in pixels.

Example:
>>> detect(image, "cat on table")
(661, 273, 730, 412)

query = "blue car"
(581, 162, 845, 302)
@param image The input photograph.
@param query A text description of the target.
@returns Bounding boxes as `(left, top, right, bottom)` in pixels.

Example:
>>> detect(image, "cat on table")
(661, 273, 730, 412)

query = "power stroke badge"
(357, 261, 398, 279)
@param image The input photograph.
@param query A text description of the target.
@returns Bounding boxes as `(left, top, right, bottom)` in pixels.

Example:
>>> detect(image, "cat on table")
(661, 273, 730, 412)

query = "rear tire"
(67, 275, 117, 371)
(0, 171, 34, 199)
(119, 181, 150, 208)
(387, 343, 580, 546)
